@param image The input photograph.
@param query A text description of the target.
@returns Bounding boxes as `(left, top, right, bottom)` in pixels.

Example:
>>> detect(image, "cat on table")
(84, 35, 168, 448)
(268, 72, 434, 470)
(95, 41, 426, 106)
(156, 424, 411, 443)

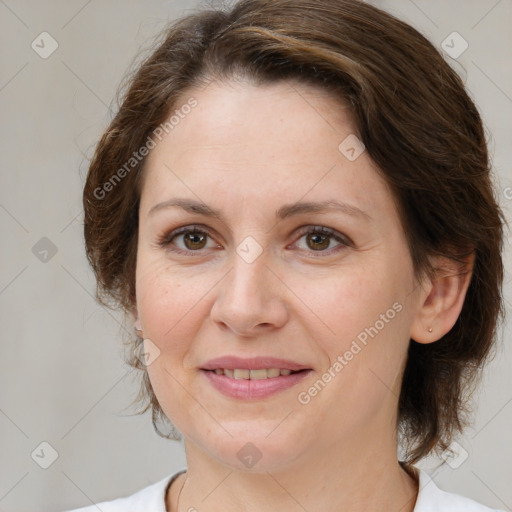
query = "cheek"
(296, 262, 410, 401)
(135, 257, 218, 358)
(290, 261, 398, 348)
(136, 261, 213, 431)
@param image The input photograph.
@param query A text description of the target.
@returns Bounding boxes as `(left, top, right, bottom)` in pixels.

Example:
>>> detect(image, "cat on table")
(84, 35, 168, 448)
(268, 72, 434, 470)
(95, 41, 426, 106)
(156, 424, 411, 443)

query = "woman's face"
(135, 79, 425, 471)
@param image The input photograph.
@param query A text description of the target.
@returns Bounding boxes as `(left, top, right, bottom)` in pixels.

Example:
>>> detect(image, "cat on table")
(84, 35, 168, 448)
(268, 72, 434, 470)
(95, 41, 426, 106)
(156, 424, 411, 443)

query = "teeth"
(211, 368, 298, 379)
(249, 369, 268, 380)
(233, 369, 250, 379)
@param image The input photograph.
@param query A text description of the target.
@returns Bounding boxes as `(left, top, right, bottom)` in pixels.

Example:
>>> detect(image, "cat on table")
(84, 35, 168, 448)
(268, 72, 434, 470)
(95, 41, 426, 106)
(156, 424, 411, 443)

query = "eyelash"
(156, 224, 352, 258)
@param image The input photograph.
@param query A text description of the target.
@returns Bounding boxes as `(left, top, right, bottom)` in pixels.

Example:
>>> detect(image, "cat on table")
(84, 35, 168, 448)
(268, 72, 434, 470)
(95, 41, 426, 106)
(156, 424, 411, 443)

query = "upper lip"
(201, 356, 311, 371)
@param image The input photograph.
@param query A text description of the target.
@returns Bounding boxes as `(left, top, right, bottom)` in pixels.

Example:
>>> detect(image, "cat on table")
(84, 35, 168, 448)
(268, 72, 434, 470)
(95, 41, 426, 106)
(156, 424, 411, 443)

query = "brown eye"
(181, 231, 208, 250)
(157, 225, 218, 254)
(157, 224, 350, 257)
(294, 226, 351, 255)
(305, 232, 331, 251)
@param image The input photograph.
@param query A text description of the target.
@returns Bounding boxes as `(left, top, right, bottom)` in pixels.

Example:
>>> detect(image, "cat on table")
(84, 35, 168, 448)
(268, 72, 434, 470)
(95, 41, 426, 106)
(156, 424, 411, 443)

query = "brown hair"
(83, 0, 507, 464)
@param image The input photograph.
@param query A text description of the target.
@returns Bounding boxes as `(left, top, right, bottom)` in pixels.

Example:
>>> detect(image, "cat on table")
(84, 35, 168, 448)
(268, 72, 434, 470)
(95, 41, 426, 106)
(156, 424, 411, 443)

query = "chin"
(197, 420, 308, 473)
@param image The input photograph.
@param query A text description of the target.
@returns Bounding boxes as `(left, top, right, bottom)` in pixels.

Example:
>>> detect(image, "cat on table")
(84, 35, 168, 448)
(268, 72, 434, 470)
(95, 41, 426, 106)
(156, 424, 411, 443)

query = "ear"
(410, 251, 475, 344)
(130, 306, 142, 332)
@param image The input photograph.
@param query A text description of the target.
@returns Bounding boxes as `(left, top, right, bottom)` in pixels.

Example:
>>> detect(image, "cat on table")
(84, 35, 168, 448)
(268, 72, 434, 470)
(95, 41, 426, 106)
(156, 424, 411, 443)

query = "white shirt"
(63, 467, 504, 512)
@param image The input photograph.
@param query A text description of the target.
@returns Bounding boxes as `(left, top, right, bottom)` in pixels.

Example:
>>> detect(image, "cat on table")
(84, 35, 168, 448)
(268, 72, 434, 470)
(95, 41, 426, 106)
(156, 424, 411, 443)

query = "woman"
(66, 0, 507, 510)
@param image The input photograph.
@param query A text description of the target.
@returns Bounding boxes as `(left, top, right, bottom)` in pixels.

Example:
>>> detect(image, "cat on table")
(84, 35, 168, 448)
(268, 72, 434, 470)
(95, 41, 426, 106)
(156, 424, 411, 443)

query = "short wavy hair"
(83, 0, 506, 464)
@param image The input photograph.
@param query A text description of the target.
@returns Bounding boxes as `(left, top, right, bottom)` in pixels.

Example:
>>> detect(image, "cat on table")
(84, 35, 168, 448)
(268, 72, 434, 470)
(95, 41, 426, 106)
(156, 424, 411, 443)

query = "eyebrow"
(147, 198, 372, 223)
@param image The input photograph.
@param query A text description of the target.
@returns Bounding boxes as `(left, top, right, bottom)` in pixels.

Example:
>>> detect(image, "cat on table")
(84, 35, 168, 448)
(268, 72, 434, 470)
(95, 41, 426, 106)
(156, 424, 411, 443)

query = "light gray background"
(0, 1, 511, 511)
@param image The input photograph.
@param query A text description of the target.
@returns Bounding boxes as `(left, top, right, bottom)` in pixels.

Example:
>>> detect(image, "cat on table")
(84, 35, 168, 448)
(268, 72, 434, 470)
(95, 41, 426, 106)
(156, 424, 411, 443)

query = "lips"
(201, 356, 311, 372)
(200, 356, 312, 399)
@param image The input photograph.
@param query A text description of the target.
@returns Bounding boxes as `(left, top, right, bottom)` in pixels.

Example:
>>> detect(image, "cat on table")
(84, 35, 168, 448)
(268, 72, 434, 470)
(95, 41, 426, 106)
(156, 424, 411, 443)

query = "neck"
(167, 438, 419, 512)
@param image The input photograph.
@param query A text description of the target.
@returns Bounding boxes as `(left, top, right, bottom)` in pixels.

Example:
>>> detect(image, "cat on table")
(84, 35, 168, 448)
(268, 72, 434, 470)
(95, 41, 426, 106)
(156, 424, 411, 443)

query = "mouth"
(199, 356, 313, 399)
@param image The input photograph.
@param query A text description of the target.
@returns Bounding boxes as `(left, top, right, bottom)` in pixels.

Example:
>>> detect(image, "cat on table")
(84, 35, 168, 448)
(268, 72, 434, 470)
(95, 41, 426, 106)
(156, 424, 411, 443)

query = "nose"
(210, 253, 289, 337)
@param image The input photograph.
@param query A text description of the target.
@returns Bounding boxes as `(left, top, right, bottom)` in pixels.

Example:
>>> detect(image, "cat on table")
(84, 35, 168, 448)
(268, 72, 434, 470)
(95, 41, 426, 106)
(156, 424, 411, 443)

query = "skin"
(133, 78, 474, 512)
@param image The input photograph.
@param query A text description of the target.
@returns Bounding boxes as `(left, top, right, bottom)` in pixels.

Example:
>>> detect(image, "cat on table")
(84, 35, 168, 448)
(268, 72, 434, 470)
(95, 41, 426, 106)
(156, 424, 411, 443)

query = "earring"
(428, 327, 433, 333)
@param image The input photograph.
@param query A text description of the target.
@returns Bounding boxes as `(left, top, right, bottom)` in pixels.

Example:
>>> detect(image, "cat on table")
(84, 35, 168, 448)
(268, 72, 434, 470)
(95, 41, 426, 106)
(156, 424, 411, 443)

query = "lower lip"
(201, 369, 312, 400)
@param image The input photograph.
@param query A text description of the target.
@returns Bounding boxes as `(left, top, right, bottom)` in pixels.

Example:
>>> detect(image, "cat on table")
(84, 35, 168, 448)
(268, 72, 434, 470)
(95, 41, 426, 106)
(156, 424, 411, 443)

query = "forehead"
(140, 79, 394, 221)
(169, 78, 352, 149)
